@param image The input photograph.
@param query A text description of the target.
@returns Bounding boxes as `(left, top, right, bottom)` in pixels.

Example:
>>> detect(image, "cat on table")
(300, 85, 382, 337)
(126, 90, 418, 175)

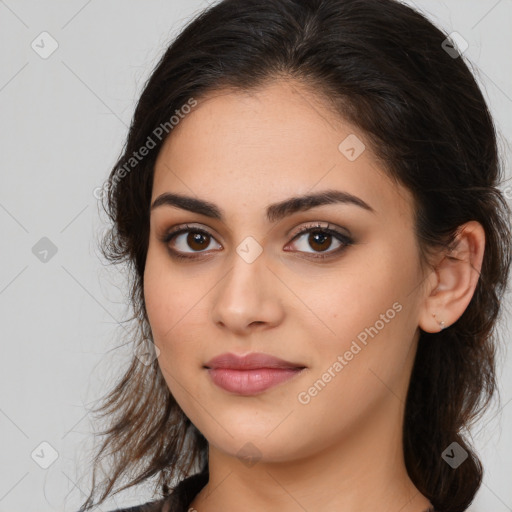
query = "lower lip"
(206, 367, 305, 395)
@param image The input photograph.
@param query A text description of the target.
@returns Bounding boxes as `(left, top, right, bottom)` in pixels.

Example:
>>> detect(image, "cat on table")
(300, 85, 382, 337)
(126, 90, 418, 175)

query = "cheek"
(144, 245, 195, 339)
(143, 254, 181, 363)
(143, 251, 209, 383)
(143, 266, 202, 407)
(303, 240, 420, 372)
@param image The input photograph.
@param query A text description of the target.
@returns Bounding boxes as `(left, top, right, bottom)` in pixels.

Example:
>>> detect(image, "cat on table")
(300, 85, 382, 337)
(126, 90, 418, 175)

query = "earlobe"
(432, 312, 446, 330)
(418, 221, 485, 334)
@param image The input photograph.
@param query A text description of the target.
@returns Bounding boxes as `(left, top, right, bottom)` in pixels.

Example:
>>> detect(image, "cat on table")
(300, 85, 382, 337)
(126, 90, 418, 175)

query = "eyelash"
(160, 222, 353, 261)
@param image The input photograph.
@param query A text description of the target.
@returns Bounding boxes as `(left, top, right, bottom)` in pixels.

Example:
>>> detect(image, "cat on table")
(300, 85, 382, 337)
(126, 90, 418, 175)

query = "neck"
(189, 393, 432, 512)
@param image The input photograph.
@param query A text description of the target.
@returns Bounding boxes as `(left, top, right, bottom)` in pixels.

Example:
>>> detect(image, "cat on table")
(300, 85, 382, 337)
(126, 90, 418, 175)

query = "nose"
(210, 248, 285, 336)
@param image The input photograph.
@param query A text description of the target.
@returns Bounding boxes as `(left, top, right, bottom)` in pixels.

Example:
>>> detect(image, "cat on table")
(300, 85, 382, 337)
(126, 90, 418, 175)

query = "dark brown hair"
(78, 1, 512, 511)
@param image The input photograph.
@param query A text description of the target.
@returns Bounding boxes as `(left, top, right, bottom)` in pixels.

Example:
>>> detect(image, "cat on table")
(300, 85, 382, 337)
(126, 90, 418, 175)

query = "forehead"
(152, 80, 414, 223)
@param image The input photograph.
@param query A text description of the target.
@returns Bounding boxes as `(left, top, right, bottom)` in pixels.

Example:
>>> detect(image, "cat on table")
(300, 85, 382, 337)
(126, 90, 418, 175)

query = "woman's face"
(144, 80, 429, 463)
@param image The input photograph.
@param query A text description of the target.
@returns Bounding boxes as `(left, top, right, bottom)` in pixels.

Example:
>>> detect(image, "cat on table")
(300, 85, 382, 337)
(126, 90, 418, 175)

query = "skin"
(143, 79, 485, 512)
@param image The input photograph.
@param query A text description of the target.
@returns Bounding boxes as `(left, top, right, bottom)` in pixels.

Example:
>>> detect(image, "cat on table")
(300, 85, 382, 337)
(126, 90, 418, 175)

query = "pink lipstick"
(204, 352, 306, 395)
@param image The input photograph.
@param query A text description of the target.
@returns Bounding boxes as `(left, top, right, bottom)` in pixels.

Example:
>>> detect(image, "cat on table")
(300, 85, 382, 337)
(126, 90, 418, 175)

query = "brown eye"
(162, 222, 353, 261)
(307, 230, 332, 252)
(163, 226, 222, 258)
(186, 232, 211, 251)
(286, 224, 353, 259)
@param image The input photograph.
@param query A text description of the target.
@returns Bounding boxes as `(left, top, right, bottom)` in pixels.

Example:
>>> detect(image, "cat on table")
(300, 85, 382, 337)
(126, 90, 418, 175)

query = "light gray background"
(0, 1, 511, 511)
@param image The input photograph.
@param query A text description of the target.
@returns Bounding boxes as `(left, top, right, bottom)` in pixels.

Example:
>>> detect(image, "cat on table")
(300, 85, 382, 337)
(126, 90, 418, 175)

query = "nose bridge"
(211, 239, 282, 330)
(219, 241, 267, 308)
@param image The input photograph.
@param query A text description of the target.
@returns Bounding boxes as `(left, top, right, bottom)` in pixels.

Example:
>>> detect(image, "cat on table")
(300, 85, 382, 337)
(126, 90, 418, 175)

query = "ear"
(418, 221, 485, 333)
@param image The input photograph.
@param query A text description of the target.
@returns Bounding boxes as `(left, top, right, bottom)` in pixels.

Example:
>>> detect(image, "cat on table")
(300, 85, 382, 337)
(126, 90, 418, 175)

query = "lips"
(204, 352, 305, 370)
(204, 352, 306, 395)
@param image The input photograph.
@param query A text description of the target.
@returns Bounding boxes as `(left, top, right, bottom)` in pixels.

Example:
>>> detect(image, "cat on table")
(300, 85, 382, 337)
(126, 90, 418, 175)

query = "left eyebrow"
(150, 189, 376, 222)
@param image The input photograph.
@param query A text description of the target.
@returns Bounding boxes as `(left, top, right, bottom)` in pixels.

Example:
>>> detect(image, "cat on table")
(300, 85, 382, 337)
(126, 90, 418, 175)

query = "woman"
(77, 0, 512, 511)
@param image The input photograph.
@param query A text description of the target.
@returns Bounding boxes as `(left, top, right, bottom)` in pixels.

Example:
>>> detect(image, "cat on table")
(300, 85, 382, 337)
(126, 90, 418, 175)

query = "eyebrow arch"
(150, 189, 375, 223)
